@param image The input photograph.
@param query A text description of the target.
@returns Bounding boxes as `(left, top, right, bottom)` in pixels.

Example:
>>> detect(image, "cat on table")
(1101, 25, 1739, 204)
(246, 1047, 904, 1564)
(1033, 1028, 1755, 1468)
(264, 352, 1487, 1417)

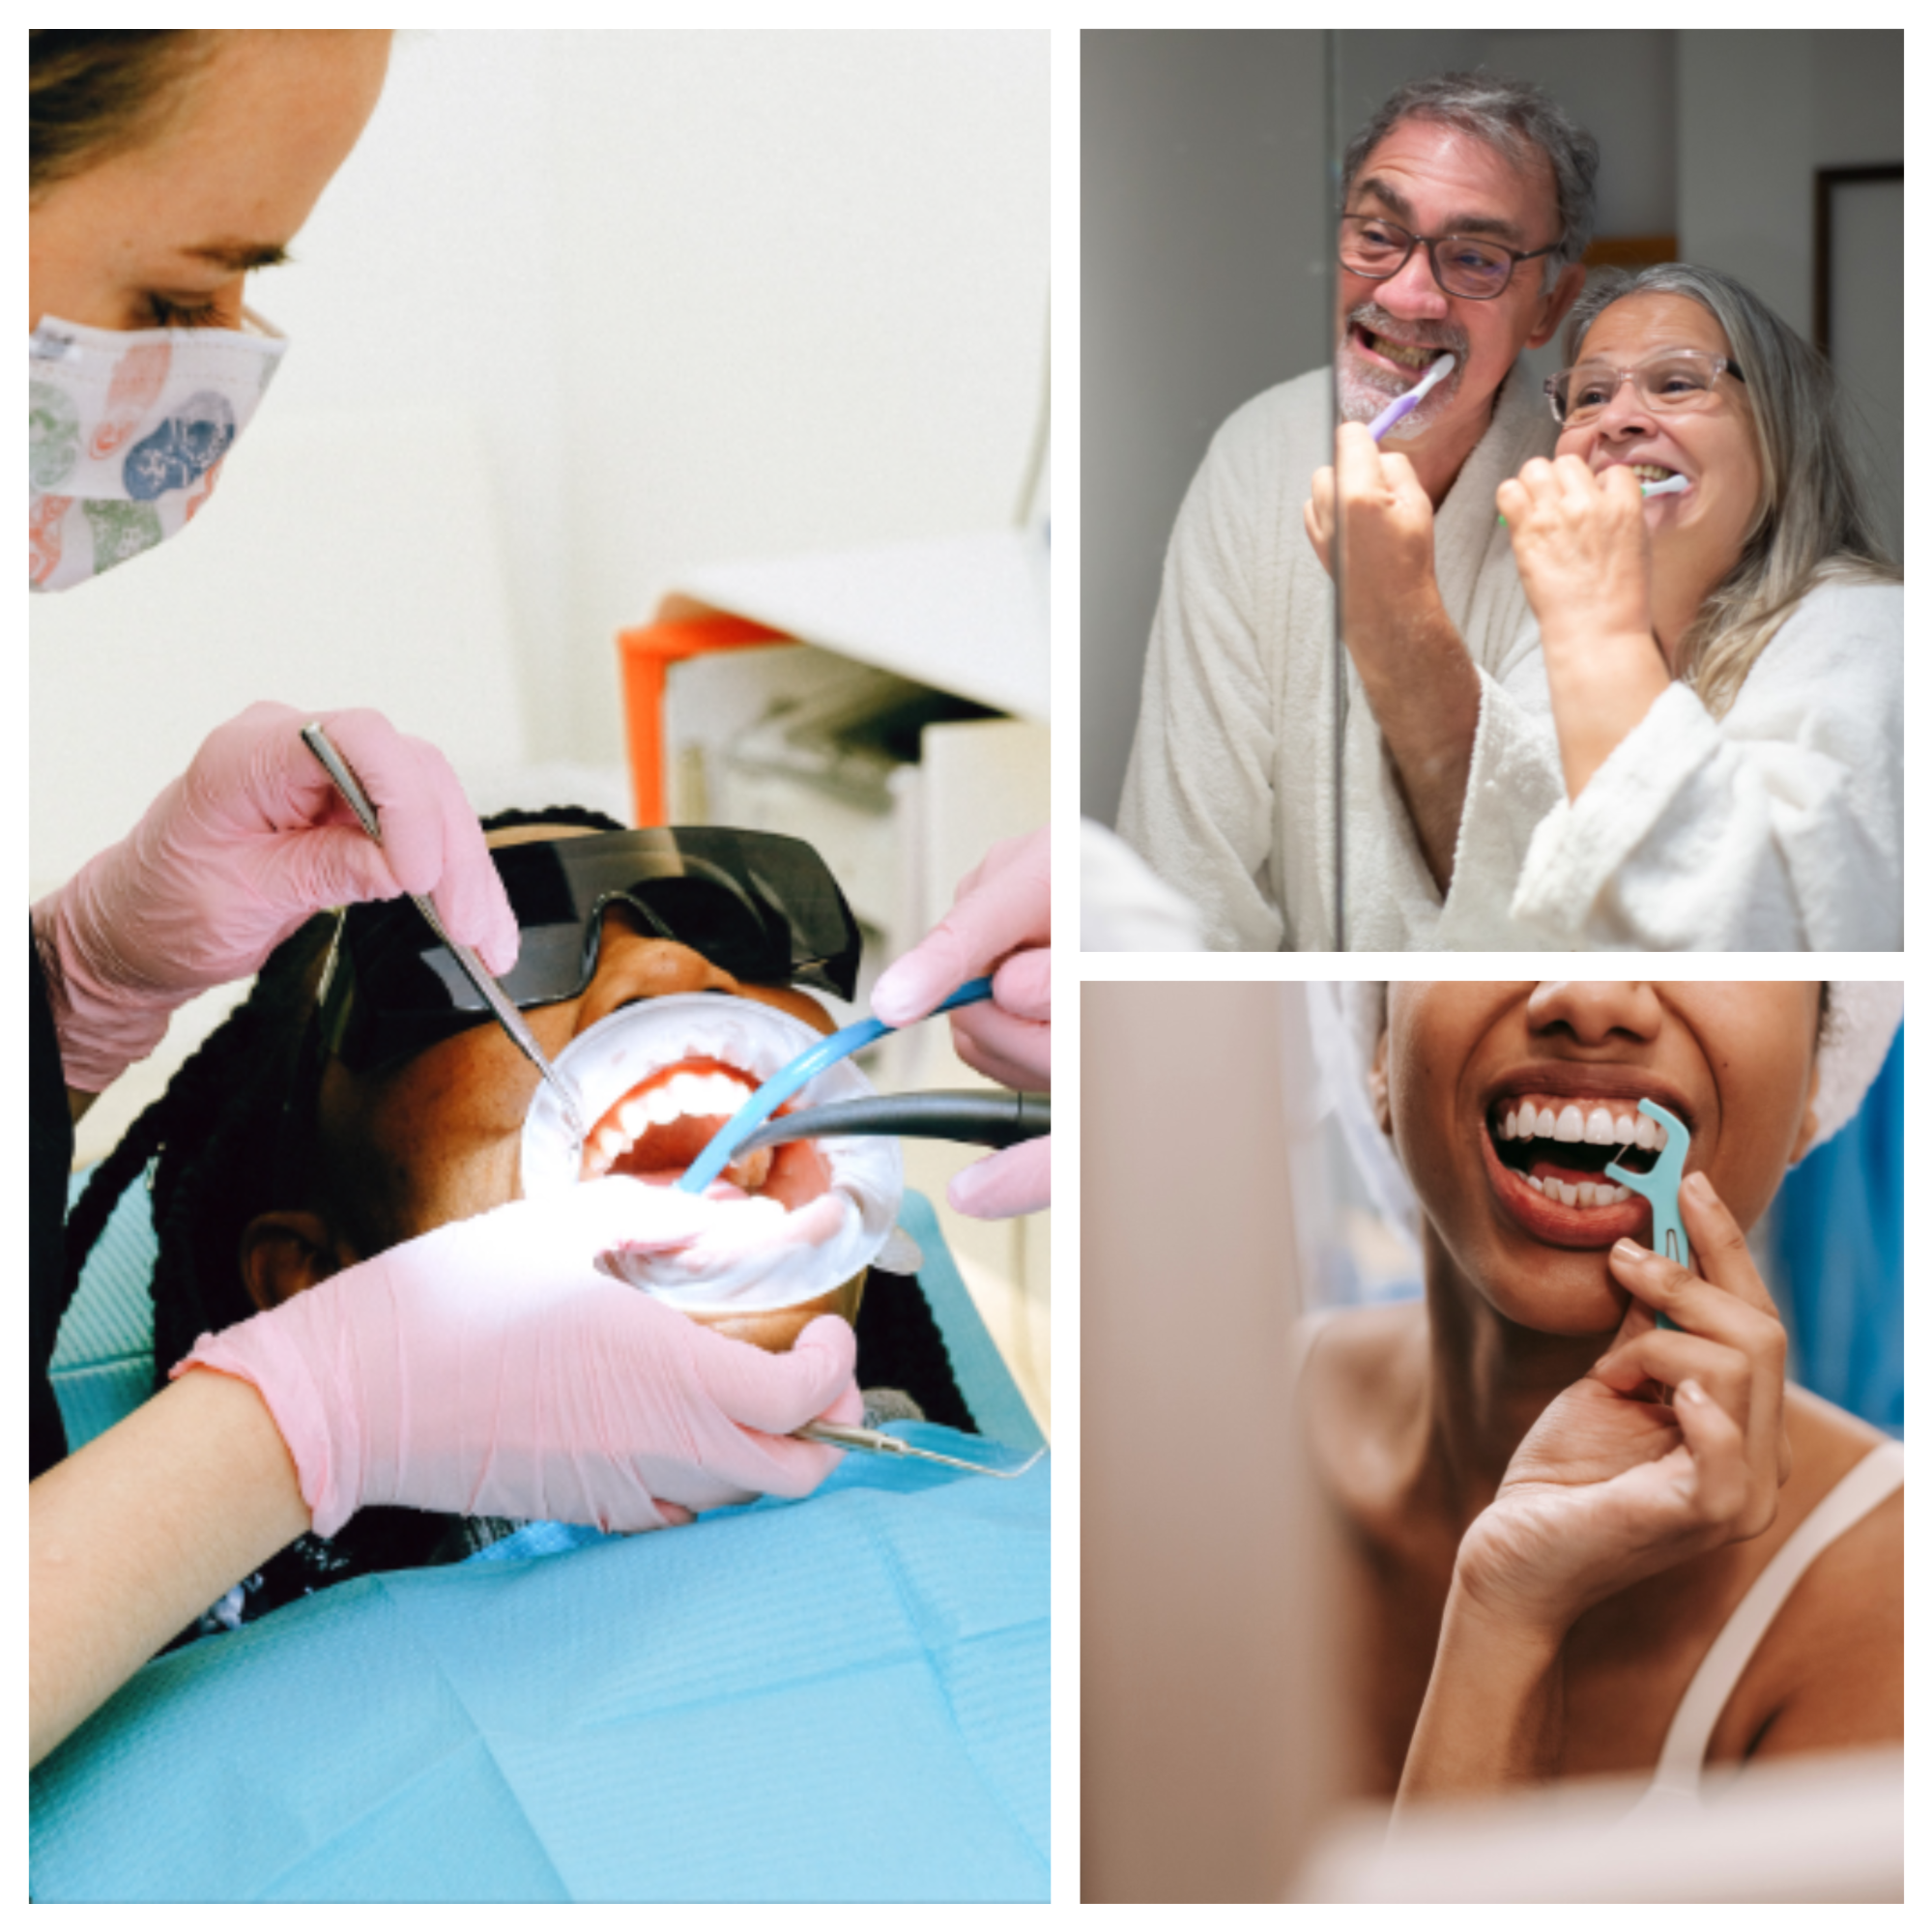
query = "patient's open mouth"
(1480, 1081, 1692, 1249)
(1490, 1095, 1665, 1204)
(580, 1054, 826, 1209)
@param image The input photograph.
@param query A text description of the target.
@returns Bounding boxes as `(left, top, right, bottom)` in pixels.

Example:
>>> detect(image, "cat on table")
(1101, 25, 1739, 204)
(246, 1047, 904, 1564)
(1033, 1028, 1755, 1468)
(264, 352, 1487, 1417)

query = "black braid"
(60, 916, 336, 1380)
(64, 806, 628, 1381)
(60, 802, 978, 1638)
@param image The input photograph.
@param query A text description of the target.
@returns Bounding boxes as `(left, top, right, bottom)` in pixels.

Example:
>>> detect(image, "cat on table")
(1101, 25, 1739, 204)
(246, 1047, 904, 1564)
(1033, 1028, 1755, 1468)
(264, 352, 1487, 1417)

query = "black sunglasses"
(315, 826, 861, 1074)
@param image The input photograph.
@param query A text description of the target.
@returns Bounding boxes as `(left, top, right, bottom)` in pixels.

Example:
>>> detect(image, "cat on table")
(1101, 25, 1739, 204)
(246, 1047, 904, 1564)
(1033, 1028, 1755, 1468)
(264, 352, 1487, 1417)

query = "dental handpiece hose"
(299, 723, 588, 1141)
(678, 978, 996, 1195)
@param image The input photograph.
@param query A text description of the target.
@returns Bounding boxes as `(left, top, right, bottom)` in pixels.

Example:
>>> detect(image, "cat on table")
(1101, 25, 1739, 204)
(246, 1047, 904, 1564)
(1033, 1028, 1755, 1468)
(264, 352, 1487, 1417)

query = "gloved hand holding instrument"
(33, 700, 518, 1095)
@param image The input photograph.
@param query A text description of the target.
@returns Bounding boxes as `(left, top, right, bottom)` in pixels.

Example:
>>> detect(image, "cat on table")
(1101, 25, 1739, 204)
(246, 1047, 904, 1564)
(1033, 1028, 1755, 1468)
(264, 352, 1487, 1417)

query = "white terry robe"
(1115, 358, 1563, 951)
(1496, 580, 1903, 951)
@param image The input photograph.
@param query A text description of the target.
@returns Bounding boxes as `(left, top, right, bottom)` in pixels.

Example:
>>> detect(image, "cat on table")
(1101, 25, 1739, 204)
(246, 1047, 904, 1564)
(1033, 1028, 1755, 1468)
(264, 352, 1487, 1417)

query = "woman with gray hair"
(1486, 264, 1901, 949)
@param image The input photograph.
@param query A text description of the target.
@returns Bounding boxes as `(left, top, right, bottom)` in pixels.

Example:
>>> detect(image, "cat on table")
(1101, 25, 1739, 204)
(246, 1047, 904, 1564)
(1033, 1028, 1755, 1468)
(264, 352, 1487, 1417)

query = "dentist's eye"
(143, 293, 225, 330)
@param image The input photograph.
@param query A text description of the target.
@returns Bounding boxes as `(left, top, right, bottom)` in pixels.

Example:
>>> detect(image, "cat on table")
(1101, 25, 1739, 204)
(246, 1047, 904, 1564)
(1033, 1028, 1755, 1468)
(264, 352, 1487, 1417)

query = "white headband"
(1312, 982, 1901, 1243)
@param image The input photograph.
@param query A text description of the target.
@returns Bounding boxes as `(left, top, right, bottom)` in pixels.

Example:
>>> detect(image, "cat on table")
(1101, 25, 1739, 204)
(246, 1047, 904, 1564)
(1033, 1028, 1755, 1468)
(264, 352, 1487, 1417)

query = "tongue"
(1527, 1157, 1612, 1186)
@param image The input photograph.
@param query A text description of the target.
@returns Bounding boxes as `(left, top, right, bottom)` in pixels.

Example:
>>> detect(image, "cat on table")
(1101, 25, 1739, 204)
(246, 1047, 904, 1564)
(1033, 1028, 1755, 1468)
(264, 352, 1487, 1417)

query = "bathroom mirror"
(1080, 31, 1900, 952)
(1328, 30, 1903, 946)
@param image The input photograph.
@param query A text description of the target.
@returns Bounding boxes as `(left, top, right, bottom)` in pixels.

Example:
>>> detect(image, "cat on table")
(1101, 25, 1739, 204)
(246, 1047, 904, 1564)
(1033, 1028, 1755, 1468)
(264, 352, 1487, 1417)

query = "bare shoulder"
(1297, 1299, 1427, 1405)
(1295, 1300, 1430, 1519)
(1725, 1389, 1903, 1759)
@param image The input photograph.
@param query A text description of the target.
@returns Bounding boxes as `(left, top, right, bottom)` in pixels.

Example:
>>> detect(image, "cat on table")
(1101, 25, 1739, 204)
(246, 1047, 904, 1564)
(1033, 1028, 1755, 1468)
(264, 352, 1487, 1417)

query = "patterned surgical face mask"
(28, 308, 287, 592)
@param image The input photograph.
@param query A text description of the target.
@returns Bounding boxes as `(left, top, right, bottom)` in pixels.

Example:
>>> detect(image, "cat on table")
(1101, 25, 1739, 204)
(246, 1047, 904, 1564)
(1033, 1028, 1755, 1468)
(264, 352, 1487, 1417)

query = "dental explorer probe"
(300, 722, 589, 1143)
(793, 1421, 1045, 1480)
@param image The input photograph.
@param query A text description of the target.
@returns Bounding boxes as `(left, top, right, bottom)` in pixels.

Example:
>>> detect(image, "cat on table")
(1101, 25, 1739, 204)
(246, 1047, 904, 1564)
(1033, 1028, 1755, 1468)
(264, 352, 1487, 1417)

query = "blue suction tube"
(676, 977, 995, 1195)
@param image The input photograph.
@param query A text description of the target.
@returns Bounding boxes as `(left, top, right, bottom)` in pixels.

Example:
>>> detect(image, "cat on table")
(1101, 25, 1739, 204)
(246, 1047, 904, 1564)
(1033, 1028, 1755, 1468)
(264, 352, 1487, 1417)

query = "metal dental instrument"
(730, 1089, 1050, 1158)
(300, 722, 589, 1143)
(676, 976, 997, 1195)
(1605, 1097, 1692, 1329)
(794, 1420, 1045, 1481)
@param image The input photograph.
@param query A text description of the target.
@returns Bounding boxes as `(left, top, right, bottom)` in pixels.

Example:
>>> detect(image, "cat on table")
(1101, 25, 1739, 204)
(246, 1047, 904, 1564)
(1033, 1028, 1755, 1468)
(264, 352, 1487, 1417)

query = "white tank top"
(1636, 1435, 1904, 1806)
(1292, 1313, 1904, 1801)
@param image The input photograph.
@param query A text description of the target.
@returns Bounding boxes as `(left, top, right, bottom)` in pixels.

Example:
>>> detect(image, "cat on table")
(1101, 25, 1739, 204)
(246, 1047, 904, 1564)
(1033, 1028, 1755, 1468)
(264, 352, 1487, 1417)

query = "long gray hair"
(1562, 263, 1899, 717)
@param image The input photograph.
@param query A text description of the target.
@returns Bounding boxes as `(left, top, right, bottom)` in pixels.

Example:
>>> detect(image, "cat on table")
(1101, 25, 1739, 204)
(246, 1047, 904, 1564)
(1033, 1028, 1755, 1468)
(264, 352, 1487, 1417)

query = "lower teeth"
(1531, 1177, 1630, 1207)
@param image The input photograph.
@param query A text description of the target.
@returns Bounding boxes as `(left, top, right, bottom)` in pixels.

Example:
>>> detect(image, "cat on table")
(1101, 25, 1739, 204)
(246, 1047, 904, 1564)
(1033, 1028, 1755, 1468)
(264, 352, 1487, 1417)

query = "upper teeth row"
(591, 1070, 755, 1165)
(1378, 338, 1438, 368)
(1498, 1102, 1669, 1149)
(1628, 464, 1678, 482)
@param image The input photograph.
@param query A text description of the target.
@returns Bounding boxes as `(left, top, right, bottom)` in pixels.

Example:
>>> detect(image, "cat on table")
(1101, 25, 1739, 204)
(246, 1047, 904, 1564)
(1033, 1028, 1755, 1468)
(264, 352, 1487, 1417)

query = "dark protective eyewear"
(316, 826, 863, 1073)
(1543, 349, 1746, 426)
(1339, 214, 1562, 301)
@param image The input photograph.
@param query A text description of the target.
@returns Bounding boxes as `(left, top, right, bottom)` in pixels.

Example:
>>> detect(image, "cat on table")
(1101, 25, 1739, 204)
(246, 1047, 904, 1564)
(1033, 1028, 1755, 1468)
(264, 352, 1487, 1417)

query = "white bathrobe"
(1116, 359, 1562, 950)
(1495, 579, 1903, 951)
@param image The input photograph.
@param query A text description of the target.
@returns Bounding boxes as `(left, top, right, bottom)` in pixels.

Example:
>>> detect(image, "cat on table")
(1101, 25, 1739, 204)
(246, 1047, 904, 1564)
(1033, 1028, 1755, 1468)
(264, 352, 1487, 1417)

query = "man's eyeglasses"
(1339, 215, 1562, 302)
(1544, 349, 1745, 427)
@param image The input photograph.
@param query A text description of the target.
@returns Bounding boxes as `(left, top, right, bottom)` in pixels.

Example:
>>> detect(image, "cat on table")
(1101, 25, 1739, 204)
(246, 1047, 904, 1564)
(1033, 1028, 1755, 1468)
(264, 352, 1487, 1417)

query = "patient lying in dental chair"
(55, 806, 976, 1638)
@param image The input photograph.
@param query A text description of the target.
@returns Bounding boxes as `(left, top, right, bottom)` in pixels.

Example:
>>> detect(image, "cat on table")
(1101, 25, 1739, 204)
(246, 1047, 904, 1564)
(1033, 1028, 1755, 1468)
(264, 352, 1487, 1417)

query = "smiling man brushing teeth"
(1118, 72, 1594, 948)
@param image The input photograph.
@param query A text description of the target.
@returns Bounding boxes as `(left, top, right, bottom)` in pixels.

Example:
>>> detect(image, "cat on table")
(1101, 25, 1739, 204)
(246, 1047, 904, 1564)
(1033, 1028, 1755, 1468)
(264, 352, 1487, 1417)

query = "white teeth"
(1535, 1107, 1557, 1139)
(1584, 1108, 1614, 1144)
(1498, 1110, 1517, 1140)
(1634, 1115, 1661, 1151)
(1514, 1101, 1537, 1139)
(1613, 1112, 1635, 1146)
(1613, 1184, 1631, 1202)
(594, 1069, 756, 1170)
(1558, 1181, 1578, 1206)
(1554, 1105, 1584, 1143)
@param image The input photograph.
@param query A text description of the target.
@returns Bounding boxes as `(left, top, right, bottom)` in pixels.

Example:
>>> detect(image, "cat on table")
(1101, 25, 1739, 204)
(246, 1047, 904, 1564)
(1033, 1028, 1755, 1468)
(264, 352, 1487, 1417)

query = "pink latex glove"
(31, 700, 519, 1093)
(872, 825, 1050, 1219)
(173, 1177, 861, 1537)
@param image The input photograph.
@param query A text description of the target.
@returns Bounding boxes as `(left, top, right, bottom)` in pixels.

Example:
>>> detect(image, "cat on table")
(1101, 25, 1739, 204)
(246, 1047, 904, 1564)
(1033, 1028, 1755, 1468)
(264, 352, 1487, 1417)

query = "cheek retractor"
(1603, 1098, 1691, 1327)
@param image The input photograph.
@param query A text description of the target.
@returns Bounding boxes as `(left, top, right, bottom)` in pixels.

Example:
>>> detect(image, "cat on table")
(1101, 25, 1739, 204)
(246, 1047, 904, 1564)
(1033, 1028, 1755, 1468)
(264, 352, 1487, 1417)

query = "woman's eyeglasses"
(1545, 349, 1746, 426)
(1339, 214, 1562, 301)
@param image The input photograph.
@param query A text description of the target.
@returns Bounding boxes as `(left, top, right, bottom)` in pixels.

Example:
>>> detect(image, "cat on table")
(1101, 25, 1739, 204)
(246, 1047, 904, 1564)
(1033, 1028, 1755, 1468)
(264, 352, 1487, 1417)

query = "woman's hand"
(1397, 1171, 1790, 1807)
(32, 701, 519, 1093)
(1496, 454, 1654, 646)
(1495, 456, 1672, 797)
(1455, 1170, 1791, 1640)
(175, 1177, 863, 1537)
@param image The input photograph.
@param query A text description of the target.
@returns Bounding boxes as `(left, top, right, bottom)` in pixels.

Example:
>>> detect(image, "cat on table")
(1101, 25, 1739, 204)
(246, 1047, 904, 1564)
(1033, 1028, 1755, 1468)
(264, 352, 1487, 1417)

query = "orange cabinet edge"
(615, 603, 793, 826)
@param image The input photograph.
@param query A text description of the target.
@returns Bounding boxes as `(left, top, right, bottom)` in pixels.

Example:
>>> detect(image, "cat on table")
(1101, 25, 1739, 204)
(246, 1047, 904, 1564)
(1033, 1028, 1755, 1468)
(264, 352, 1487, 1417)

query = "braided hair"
(57, 808, 627, 1634)
(61, 805, 628, 1382)
(58, 801, 973, 1635)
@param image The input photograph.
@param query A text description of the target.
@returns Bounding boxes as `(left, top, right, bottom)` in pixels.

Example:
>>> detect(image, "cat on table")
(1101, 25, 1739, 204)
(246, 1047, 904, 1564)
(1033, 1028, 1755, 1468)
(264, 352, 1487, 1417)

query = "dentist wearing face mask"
(30, 31, 860, 1772)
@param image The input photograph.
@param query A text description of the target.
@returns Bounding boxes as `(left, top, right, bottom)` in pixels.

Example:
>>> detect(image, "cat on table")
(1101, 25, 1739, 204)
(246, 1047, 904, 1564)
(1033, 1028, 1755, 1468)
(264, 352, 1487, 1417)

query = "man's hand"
(1304, 423, 1481, 893)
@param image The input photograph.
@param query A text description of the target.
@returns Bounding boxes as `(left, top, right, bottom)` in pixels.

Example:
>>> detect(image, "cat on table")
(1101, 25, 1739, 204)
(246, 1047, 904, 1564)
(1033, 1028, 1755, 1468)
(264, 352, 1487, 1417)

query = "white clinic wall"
(30, 29, 1049, 891)
(272, 27, 1049, 766)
